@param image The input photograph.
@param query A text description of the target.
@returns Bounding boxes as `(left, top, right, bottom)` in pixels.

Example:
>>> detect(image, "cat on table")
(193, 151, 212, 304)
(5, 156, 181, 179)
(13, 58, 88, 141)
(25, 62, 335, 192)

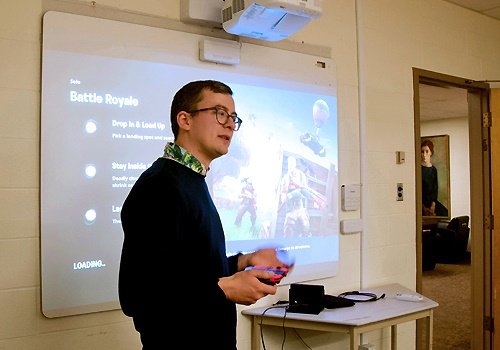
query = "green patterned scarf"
(162, 142, 208, 176)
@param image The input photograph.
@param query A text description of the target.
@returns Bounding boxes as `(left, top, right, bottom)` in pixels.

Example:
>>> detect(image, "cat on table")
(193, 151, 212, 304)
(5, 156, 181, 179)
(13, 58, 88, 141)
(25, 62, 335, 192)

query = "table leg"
(391, 324, 397, 349)
(350, 328, 360, 350)
(426, 311, 434, 350)
(251, 317, 261, 350)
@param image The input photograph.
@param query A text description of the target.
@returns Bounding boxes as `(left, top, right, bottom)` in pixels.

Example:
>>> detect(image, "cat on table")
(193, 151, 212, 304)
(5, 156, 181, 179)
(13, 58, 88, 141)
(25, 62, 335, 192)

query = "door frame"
(491, 88, 500, 350)
(413, 68, 492, 350)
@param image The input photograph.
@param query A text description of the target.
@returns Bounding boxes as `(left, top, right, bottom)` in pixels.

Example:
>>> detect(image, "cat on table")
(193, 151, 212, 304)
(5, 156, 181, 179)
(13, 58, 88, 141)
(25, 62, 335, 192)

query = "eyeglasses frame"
(187, 106, 242, 131)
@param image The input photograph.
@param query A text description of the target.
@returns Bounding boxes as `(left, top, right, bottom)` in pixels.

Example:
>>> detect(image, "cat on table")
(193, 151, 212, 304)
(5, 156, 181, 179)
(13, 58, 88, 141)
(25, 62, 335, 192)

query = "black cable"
(260, 303, 313, 349)
(260, 305, 288, 350)
(337, 290, 385, 302)
(283, 305, 312, 349)
(293, 329, 313, 349)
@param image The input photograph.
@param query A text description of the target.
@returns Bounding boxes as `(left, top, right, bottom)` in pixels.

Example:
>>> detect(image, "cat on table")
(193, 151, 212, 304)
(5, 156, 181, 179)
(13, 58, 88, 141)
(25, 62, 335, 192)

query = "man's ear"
(177, 111, 191, 131)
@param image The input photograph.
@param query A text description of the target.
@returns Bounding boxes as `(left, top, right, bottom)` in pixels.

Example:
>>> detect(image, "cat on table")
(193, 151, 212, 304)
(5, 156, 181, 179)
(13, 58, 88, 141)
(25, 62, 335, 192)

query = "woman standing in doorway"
(421, 139, 448, 217)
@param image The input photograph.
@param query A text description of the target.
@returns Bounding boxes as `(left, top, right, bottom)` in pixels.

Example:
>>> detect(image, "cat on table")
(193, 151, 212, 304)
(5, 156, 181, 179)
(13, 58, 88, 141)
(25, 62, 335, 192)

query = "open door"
(467, 86, 492, 350)
(413, 68, 492, 350)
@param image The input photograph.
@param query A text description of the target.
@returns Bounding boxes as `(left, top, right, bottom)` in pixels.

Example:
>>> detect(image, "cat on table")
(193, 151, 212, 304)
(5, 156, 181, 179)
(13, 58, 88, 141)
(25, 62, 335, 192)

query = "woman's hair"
(421, 139, 434, 155)
(170, 80, 233, 138)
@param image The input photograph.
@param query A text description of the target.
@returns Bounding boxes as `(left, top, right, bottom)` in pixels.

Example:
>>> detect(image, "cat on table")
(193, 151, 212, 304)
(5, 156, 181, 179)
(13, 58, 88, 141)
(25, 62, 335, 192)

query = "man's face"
(188, 90, 237, 163)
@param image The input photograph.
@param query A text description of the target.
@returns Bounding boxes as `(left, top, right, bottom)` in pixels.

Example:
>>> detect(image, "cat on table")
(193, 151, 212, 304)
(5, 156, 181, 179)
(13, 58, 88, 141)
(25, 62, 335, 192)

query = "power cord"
(293, 329, 312, 350)
(259, 302, 312, 349)
(337, 291, 385, 302)
(281, 306, 287, 349)
(260, 304, 288, 350)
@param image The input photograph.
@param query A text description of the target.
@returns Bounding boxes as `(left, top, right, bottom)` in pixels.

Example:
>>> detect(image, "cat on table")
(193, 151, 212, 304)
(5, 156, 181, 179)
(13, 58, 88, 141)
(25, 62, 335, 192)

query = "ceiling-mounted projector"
(222, 0, 322, 42)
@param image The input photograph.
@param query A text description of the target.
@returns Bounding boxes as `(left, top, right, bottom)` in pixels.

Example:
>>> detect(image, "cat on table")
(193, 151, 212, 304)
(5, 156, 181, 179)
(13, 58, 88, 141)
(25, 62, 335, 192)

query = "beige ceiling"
(419, 1, 500, 121)
(443, 0, 500, 21)
(419, 84, 468, 121)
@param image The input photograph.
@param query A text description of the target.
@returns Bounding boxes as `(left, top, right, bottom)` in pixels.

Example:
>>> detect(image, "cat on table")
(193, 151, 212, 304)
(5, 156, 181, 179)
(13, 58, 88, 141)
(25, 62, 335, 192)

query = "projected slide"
(41, 11, 338, 317)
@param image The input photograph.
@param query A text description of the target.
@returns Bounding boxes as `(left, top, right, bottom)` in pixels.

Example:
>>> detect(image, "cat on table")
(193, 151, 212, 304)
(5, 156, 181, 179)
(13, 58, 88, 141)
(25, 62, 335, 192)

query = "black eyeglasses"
(187, 106, 242, 131)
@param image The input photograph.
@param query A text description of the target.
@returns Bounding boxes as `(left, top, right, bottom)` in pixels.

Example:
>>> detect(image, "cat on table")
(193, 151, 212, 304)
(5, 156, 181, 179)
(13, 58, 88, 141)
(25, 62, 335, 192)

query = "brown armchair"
(433, 216, 470, 263)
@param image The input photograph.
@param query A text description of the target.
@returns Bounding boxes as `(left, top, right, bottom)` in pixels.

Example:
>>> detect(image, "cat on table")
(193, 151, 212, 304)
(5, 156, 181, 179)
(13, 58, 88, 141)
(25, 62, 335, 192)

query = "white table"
(242, 283, 438, 350)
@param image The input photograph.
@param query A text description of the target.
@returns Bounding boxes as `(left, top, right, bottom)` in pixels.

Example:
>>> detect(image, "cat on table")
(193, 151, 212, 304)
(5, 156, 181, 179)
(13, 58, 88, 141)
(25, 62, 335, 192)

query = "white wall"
(1, 0, 499, 349)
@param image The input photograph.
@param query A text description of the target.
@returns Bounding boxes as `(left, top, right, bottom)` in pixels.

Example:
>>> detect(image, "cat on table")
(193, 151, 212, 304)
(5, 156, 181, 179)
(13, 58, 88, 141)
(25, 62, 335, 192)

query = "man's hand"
(218, 269, 278, 305)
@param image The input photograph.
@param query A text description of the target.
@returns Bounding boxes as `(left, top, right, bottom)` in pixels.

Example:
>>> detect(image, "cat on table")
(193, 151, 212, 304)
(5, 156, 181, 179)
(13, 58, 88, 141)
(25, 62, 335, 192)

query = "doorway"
(413, 68, 492, 350)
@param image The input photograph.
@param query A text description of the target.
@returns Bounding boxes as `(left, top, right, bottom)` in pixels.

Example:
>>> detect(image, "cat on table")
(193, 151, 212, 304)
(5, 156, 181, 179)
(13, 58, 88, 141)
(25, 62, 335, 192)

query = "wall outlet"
(397, 182, 404, 201)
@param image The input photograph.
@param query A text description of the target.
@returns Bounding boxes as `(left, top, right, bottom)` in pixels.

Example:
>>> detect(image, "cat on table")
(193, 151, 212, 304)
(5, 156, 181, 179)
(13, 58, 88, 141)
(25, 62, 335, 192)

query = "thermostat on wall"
(341, 184, 361, 211)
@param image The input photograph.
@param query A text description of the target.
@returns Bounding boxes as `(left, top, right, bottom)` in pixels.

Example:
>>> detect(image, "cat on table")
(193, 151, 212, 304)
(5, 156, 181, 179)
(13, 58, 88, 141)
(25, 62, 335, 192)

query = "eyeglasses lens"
(216, 109, 241, 131)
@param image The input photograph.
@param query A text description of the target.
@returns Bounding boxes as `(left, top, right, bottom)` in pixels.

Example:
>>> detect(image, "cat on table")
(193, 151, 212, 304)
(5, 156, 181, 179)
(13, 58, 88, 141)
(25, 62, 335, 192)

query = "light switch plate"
(396, 150, 405, 164)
